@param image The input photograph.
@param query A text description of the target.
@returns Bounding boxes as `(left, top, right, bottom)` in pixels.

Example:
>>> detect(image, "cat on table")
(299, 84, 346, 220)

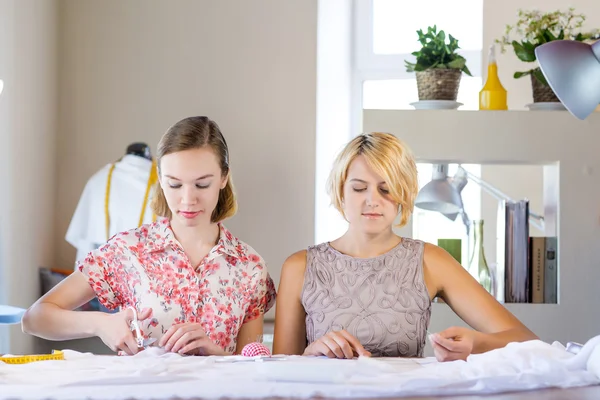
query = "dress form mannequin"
(125, 142, 152, 161)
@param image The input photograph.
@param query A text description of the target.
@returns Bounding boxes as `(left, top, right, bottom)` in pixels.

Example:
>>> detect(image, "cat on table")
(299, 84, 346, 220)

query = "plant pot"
(416, 69, 462, 101)
(531, 74, 559, 103)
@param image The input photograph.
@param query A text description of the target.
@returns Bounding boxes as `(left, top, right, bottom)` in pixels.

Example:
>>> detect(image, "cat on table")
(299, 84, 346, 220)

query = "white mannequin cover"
(65, 155, 156, 263)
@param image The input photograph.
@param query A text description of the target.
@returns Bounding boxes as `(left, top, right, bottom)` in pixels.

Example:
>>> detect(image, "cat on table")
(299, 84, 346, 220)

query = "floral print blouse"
(77, 217, 276, 354)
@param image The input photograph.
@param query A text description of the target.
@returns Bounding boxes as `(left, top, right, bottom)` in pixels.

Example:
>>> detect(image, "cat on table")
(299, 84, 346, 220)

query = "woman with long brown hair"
(23, 116, 276, 356)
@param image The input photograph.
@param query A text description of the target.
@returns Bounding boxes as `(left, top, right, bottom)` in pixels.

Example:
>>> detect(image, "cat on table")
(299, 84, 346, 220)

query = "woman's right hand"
(95, 307, 153, 355)
(303, 330, 371, 359)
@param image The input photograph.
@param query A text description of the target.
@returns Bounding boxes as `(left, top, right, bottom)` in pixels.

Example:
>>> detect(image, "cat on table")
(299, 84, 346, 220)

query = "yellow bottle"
(479, 44, 508, 110)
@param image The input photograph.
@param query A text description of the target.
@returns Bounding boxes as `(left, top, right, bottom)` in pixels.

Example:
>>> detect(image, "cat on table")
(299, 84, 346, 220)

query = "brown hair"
(151, 116, 237, 222)
(326, 132, 418, 227)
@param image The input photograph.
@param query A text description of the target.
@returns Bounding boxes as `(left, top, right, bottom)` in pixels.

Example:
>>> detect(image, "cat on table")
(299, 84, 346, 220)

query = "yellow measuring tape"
(105, 158, 158, 241)
(0, 350, 65, 364)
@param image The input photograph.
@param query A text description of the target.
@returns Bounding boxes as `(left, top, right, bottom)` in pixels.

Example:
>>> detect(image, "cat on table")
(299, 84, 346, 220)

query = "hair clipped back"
(151, 116, 237, 222)
(326, 132, 418, 227)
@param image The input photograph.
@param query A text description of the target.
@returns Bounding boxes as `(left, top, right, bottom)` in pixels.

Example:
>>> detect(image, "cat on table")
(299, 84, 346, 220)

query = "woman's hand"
(303, 330, 371, 359)
(159, 323, 227, 356)
(429, 326, 480, 362)
(96, 307, 153, 355)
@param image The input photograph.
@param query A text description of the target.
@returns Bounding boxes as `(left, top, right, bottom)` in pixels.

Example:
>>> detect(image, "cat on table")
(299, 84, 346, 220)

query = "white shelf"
(363, 110, 599, 164)
(362, 109, 600, 347)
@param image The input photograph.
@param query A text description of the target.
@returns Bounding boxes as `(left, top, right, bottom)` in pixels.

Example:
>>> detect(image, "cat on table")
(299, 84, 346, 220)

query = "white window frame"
(353, 0, 483, 76)
(351, 0, 483, 134)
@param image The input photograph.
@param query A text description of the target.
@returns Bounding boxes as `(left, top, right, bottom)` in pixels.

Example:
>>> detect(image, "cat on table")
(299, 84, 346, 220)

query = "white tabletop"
(1, 342, 599, 400)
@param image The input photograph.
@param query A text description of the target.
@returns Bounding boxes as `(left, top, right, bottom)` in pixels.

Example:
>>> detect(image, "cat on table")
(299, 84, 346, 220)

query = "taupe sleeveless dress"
(301, 238, 431, 357)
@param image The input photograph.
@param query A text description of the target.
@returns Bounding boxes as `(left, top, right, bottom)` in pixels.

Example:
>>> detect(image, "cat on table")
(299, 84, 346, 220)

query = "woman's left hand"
(429, 326, 481, 362)
(159, 323, 227, 356)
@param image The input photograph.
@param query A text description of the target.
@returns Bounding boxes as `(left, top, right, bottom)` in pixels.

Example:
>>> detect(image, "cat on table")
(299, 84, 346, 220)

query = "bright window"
(353, 0, 483, 113)
(372, 0, 483, 55)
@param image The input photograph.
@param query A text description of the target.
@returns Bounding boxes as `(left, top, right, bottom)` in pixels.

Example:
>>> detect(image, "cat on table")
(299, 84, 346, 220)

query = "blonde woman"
(23, 116, 276, 356)
(273, 132, 536, 361)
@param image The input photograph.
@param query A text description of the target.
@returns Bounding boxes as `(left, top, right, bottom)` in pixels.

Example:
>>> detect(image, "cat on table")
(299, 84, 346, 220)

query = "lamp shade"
(441, 167, 469, 220)
(535, 40, 600, 120)
(415, 179, 463, 214)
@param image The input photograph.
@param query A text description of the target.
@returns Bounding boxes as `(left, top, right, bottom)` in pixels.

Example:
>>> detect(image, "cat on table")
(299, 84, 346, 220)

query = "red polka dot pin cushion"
(241, 342, 271, 357)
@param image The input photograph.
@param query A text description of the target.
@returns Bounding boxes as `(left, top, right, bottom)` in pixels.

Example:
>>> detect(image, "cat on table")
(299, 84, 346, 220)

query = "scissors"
(128, 306, 157, 349)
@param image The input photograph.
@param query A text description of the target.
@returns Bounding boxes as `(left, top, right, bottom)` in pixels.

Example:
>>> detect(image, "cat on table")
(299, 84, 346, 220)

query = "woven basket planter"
(416, 69, 462, 101)
(531, 74, 559, 103)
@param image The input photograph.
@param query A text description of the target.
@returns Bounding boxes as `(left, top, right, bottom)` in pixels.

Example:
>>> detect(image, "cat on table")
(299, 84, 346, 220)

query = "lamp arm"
(459, 167, 545, 231)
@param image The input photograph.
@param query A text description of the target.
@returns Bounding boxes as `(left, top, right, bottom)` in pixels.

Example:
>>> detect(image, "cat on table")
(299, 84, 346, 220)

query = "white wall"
(0, 0, 58, 354)
(54, 0, 318, 324)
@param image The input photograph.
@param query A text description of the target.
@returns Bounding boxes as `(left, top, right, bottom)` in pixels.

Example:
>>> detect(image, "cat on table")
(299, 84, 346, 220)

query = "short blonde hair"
(151, 116, 237, 223)
(326, 132, 418, 227)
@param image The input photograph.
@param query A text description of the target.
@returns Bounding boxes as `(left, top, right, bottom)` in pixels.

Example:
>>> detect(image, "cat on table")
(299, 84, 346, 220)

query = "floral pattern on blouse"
(77, 217, 276, 354)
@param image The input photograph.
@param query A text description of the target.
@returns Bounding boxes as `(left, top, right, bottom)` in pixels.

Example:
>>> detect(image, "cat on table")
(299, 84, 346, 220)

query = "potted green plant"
(405, 25, 472, 102)
(496, 8, 599, 103)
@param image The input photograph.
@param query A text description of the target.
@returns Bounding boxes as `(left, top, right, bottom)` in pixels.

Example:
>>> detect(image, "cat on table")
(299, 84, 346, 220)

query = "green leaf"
(513, 71, 531, 79)
(543, 30, 557, 42)
(522, 41, 535, 52)
(535, 32, 548, 45)
(413, 62, 428, 71)
(406, 25, 470, 72)
(511, 40, 536, 62)
(462, 64, 473, 76)
(447, 57, 466, 69)
(437, 30, 446, 42)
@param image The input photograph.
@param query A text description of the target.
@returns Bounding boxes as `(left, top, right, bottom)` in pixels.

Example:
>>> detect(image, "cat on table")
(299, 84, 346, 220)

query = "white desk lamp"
(535, 39, 600, 120)
(415, 164, 545, 234)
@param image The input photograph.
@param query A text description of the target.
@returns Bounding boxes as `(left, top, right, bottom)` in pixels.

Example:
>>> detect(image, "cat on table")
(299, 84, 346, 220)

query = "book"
(503, 200, 530, 303)
(544, 236, 558, 304)
(529, 236, 545, 303)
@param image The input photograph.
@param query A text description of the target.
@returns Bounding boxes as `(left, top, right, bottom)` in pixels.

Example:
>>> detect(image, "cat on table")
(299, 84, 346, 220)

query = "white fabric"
(65, 155, 156, 263)
(2, 336, 600, 400)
